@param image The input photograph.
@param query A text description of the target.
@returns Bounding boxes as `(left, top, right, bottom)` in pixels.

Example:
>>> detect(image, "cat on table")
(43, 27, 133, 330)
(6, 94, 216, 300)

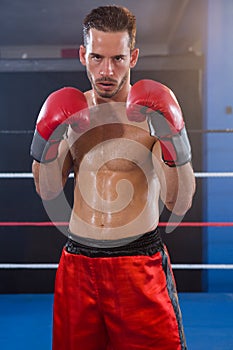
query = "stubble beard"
(87, 70, 129, 99)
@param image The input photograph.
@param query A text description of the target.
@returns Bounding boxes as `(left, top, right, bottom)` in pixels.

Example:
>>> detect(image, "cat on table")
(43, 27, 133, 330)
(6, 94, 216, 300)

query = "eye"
(91, 54, 102, 61)
(114, 56, 124, 62)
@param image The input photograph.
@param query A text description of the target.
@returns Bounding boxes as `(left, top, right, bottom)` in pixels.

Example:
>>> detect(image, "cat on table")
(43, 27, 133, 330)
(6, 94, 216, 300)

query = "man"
(31, 5, 195, 350)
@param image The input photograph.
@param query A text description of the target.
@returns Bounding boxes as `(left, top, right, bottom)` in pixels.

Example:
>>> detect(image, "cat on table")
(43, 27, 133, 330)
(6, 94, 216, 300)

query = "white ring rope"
(0, 263, 58, 269)
(194, 172, 233, 178)
(1, 172, 233, 179)
(0, 263, 232, 270)
(0, 173, 74, 178)
(172, 264, 233, 270)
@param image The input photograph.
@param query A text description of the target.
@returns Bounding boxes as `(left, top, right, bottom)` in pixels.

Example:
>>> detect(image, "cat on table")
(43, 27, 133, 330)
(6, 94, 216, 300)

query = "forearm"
(161, 162, 196, 216)
(153, 141, 195, 216)
(32, 159, 65, 200)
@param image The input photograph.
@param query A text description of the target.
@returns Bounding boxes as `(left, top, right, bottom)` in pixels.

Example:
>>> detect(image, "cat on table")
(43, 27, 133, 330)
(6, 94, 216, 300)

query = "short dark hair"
(83, 5, 136, 50)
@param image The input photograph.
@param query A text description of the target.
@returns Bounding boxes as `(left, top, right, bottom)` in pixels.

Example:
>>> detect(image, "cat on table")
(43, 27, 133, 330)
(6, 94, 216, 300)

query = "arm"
(152, 141, 195, 216)
(126, 79, 196, 216)
(30, 87, 89, 200)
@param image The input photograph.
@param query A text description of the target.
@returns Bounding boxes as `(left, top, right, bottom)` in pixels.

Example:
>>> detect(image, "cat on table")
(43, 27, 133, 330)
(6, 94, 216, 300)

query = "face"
(80, 29, 139, 100)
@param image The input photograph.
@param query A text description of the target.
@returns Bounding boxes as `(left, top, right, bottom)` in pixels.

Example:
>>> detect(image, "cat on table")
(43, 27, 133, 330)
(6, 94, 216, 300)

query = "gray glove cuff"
(30, 130, 59, 163)
(162, 127, 192, 167)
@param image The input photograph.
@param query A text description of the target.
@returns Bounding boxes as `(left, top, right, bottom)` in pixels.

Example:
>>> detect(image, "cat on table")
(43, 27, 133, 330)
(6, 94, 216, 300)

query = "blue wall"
(204, 0, 233, 291)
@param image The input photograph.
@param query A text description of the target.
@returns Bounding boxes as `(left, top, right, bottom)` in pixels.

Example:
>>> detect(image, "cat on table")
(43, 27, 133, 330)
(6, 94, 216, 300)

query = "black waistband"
(65, 228, 163, 258)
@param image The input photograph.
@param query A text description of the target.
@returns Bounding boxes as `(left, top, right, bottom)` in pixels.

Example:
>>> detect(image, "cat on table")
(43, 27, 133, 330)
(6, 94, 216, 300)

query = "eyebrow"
(89, 53, 127, 58)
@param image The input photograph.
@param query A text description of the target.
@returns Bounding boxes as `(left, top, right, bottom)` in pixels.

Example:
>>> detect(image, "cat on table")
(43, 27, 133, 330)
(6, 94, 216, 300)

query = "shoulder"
(84, 90, 94, 107)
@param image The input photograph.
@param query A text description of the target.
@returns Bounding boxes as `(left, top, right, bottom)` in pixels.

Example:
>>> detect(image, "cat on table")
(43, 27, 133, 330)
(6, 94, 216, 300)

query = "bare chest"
(68, 123, 155, 172)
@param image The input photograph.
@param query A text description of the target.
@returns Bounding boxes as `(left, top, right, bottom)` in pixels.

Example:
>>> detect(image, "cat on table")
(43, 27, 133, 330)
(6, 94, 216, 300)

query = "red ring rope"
(0, 221, 68, 226)
(0, 221, 233, 227)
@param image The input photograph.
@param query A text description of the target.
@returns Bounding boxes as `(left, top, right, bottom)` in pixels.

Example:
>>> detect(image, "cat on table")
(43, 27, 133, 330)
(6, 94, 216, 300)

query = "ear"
(130, 48, 139, 68)
(79, 45, 87, 66)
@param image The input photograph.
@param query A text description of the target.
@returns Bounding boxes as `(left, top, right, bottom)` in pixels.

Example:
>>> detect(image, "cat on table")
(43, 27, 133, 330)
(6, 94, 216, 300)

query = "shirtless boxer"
(31, 5, 195, 350)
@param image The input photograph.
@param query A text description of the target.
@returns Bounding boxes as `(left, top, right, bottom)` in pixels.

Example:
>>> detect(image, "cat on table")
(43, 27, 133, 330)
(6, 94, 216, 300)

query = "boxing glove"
(126, 79, 191, 167)
(30, 87, 89, 163)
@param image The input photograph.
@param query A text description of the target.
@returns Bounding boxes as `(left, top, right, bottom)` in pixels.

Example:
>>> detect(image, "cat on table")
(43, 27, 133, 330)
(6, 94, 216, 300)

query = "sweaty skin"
(67, 101, 161, 241)
(32, 28, 195, 244)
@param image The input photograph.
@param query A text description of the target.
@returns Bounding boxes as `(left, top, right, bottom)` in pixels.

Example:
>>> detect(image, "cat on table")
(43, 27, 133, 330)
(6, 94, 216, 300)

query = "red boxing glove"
(30, 87, 89, 163)
(126, 79, 191, 166)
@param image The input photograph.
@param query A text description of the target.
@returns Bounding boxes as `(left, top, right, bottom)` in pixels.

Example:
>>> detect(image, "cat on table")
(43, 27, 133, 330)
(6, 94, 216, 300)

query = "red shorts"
(52, 230, 187, 350)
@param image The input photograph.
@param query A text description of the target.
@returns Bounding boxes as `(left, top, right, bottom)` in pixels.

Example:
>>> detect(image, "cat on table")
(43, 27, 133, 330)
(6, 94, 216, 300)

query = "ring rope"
(1, 172, 233, 179)
(172, 264, 233, 269)
(194, 172, 233, 178)
(1, 129, 233, 134)
(1, 221, 233, 227)
(0, 173, 74, 179)
(0, 130, 34, 134)
(0, 263, 58, 269)
(0, 221, 68, 226)
(189, 129, 233, 133)
(0, 263, 232, 270)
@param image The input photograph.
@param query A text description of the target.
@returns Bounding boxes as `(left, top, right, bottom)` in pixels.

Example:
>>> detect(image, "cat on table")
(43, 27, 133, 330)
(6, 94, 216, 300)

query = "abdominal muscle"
(69, 158, 161, 243)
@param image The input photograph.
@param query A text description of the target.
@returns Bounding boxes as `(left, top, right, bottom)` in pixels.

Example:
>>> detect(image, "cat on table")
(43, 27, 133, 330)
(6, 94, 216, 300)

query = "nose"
(99, 58, 114, 77)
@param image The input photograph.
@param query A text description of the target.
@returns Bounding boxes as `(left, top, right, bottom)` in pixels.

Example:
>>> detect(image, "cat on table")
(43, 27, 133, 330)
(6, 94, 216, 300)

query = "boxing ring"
(0, 58, 232, 348)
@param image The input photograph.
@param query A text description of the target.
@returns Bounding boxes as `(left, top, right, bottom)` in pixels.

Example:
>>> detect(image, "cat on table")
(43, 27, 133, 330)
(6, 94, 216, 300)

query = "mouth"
(96, 80, 116, 91)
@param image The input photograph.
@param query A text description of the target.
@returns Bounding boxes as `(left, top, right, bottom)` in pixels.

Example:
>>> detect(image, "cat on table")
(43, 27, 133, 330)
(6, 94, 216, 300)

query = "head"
(79, 6, 139, 100)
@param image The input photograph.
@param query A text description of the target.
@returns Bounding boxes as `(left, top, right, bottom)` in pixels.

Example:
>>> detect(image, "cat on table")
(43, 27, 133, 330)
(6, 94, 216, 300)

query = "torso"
(67, 99, 161, 243)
